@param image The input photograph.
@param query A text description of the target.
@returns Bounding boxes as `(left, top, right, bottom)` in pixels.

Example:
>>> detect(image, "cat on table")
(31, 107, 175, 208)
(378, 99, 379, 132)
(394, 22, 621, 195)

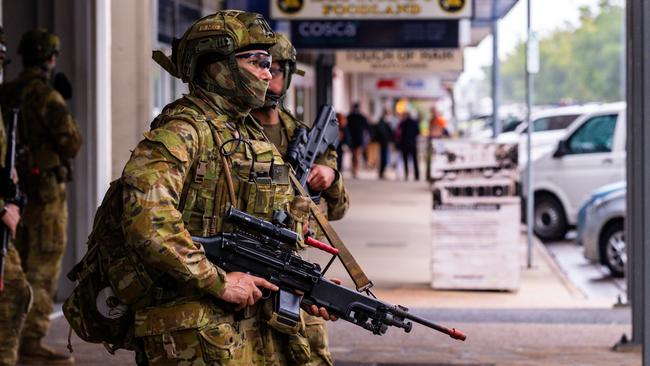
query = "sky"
(462, 0, 614, 81)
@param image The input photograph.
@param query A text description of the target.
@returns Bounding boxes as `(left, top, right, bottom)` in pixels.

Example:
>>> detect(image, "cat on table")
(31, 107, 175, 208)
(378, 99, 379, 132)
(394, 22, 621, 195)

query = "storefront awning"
(469, 0, 519, 46)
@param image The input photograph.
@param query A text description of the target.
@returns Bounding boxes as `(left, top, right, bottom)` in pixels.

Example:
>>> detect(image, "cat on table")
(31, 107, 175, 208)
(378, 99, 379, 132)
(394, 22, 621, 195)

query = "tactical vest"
(63, 94, 309, 351)
(158, 95, 303, 235)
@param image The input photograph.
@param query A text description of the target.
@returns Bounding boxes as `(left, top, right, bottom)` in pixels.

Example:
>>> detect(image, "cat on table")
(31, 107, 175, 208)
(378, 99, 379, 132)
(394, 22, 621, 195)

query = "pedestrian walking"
(397, 111, 421, 181)
(347, 103, 369, 178)
(375, 109, 394, 179)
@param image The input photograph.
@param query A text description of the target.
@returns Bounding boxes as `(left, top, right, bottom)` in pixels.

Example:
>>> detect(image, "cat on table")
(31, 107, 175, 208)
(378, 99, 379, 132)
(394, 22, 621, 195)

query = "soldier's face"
(268, 61, 285, 95)
(235, 50, 272, 81)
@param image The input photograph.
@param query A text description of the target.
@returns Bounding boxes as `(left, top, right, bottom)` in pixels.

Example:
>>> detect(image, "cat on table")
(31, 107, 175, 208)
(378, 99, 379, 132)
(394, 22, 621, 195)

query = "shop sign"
(336, 49, 463, 73)
(290, 19, 458, 49)
(271, 0, 473, 20)
(362, 75, 444, 98)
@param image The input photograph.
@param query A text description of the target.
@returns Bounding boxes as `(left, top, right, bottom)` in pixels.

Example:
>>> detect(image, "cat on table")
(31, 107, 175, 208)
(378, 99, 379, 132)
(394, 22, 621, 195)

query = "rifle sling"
(289, 173, 373, 292)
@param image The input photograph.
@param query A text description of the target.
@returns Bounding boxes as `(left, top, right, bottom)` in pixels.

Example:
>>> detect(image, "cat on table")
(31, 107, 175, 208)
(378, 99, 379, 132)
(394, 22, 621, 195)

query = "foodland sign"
(336, 49, 463, 73)
(271, 0, 473, 20)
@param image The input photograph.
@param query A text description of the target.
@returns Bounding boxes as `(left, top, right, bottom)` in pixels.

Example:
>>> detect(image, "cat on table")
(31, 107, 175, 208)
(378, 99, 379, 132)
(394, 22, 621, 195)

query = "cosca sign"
(297, 21, 357, 38)
(291, 20, 459, 49)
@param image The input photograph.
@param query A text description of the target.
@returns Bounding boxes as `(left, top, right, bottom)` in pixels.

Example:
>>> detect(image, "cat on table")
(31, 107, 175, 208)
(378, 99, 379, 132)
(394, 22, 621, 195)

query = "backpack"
(63, 179, 152, 351)
(63, 98, 225, 352)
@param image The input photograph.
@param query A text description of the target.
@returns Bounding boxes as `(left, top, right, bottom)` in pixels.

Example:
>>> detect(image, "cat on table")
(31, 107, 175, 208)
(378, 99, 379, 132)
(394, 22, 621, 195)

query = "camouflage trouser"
(302, 314, 334, 366)
(135, 298, 296, 366)
(15, 183, 68, 341)
(0, 246, 32, 366)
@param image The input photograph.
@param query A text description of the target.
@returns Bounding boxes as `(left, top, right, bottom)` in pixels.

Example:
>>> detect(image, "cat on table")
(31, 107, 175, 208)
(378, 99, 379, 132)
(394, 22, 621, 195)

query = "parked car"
(523, 102, 626, 241)
(578, 181, 626, 277)
(497, 105, 600, 163)
(464, 115, 522, 139)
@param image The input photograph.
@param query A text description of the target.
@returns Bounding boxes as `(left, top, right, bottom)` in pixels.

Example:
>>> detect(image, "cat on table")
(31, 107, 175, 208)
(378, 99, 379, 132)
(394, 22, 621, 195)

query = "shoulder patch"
(144, 120, 198, 163)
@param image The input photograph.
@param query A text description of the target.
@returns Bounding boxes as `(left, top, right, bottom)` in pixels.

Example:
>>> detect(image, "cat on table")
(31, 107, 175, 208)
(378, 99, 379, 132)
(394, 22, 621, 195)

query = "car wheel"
(600, 221, 626, 278)
(534, 194, 568, 242)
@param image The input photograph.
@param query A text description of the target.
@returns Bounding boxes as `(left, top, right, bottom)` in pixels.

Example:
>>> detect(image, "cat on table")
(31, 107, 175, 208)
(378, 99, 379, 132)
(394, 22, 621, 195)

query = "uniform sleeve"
(43, 90, 82, 159)
(314, 146, 350, 221)
(121, 120, 227, 298)
(0, 115, 6, 208)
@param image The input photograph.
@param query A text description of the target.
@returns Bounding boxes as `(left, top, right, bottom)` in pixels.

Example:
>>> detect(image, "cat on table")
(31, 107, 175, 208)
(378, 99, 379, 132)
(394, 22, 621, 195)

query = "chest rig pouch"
(168, 96, 309, 340)
(230, 141, 293, 220)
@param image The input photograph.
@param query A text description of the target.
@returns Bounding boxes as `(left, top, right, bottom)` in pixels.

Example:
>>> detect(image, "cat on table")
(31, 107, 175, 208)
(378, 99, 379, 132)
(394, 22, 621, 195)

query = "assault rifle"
(193, 206, 466, 341)
(1, 109, 26, 292)
(286, 104, 340, 201)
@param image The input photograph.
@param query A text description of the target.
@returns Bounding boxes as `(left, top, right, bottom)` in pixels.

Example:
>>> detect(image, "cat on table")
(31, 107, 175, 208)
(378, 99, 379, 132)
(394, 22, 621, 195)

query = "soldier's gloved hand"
(1, 204, 20, 240)
(305, 278, 341, 321)
(307, 164, 336, 191)
(220, 272, 279, 311)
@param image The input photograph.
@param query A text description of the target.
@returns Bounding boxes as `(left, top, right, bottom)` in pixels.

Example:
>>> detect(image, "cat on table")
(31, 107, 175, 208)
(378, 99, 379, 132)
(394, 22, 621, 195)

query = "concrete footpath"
(323, 177, 639, 366)
(40, 176, 640, 365)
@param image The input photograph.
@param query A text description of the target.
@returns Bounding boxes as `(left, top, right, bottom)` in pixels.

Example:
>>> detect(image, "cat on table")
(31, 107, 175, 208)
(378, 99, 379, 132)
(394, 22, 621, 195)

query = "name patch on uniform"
(198, 24, 222, 32)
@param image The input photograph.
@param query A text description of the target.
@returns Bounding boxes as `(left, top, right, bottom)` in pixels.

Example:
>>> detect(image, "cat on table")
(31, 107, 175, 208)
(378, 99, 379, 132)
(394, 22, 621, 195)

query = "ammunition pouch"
(135, 299, 245, 363)
(286, 332, 312, 364)
(261, 291, 303, 335)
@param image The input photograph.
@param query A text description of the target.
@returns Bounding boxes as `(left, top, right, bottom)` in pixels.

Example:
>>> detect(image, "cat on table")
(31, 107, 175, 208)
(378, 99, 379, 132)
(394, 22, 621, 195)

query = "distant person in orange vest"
(429, 106, 450, 139)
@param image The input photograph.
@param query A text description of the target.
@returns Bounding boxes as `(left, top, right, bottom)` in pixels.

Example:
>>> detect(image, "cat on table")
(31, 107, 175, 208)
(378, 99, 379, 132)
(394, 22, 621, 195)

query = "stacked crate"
(429, 140, 521, 291)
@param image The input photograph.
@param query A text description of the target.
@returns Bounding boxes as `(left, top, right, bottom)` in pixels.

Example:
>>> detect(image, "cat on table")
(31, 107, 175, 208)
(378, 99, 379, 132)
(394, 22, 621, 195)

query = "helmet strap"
(263, 92, 283, 108)
(263, 61, 292, 108)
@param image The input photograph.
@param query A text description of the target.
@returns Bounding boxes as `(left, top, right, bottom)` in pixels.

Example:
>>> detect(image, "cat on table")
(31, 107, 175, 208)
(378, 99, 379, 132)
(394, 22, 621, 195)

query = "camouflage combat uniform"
(121, 11, 313, 365)
(0, 29, 82, 354)
(256, 34, 349, 366)
(0, 90, 32, 366)
(260, 107, 348, 366)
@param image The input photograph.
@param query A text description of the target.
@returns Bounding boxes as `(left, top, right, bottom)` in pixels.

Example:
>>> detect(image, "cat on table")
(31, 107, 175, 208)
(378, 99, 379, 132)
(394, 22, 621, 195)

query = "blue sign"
(290, 20, 458, 50)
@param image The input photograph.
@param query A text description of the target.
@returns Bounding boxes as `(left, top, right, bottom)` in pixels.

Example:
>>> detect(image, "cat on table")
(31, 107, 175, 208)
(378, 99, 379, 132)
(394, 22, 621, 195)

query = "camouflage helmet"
(18, 28, 60, 67)
(269, 34, 296, 65)
(265, 34, 304, 108)
(153, 11, 275, 83)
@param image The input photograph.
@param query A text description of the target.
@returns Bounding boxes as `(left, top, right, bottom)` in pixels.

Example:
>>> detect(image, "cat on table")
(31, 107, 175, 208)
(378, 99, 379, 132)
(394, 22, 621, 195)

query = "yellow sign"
(271, 0, 473, 20)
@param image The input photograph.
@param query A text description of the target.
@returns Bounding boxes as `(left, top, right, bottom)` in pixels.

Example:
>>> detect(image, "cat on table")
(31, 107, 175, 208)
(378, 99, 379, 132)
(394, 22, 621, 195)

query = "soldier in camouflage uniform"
(121, 11, 334, 365)
(0, 26, 33, 366)
(250, 34, 349, 366)
(0, 29, 82, 365)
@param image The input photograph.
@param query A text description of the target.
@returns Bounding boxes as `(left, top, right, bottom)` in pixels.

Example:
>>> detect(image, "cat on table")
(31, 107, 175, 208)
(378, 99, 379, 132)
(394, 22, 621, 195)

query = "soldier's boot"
(18, 338, 74, 365)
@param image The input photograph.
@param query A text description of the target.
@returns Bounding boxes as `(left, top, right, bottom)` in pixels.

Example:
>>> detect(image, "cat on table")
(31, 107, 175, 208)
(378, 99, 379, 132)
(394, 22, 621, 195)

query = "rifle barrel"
(405, 312, 467, 341)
